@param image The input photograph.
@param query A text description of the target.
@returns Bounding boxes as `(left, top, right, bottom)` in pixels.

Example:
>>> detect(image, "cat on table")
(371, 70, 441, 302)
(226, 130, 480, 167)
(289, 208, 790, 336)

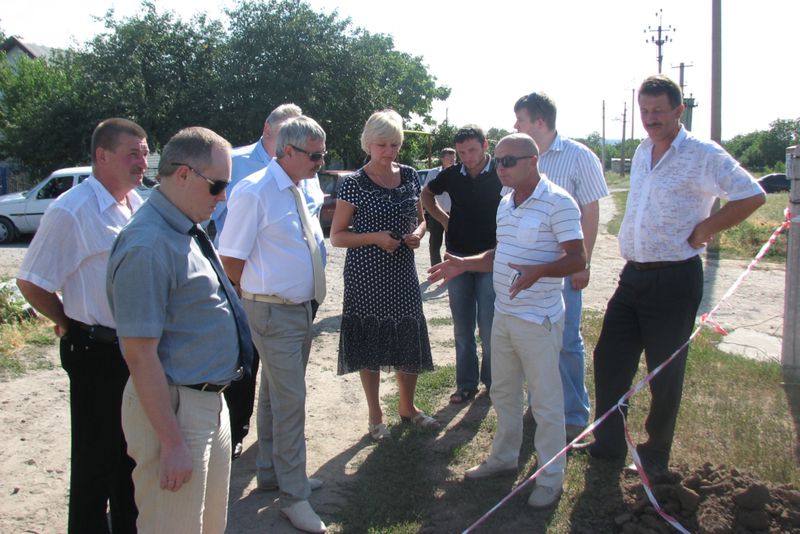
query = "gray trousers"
(242, 299, 313, 507)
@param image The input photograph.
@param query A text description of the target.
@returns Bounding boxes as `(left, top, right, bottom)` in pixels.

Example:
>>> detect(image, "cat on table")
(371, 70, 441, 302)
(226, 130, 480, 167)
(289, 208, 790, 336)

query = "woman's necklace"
(367, 164, 399, 188)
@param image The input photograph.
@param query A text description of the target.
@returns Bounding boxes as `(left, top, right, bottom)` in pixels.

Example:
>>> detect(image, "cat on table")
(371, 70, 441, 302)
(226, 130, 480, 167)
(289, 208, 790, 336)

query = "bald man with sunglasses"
(429, 133, 585, 510)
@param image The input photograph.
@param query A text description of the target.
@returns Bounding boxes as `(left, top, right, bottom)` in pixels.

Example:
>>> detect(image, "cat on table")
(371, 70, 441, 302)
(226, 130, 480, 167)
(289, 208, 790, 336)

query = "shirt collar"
(459, 155, 493, 176)
(147, 187, 196, 235)
(256, 137, 273, 164)
(267, 158, 297, 191)
(87, 174, 143, 213)
(544, 133, 564, 155)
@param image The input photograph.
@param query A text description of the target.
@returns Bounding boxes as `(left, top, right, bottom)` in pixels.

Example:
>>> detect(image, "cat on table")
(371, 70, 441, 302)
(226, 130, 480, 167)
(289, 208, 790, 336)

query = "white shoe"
(280, 500, 327, 533)
(464, 460, 517, 480)
(527, 484, 563, 509)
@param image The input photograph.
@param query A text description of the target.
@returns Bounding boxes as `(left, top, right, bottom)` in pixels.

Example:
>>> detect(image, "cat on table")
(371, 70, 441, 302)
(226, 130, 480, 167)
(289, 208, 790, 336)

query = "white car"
(0, 166, 153, 244)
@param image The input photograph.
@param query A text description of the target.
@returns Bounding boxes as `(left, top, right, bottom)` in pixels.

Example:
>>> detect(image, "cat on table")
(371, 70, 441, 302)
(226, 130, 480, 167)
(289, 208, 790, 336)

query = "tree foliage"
(724, 118, 799, 172)
(0, 0, 449, 174)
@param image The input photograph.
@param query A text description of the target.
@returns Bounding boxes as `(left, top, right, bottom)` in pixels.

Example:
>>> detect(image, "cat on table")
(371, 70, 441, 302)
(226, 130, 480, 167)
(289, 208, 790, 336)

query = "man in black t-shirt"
(422, 125, 502, 404)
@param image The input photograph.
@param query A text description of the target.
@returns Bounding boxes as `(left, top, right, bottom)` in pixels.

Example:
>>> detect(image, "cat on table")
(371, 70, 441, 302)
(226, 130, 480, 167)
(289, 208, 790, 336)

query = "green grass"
(606, 191, 788, 262)
(330, 311, 799, 533)
(0, 316, 58, 377)
(603, 171, 630, 190)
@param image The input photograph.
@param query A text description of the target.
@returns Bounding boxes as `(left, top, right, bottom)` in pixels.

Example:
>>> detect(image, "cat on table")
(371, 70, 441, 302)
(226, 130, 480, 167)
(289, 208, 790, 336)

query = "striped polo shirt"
(539, 134, 608, 207)
(493, 175, 583, 324)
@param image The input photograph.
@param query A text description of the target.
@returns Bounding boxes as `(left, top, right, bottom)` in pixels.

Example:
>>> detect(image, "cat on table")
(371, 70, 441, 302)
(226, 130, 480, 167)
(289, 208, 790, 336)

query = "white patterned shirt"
(494, 176, 583, 324)
(619, 127, 763, 262)
(18, 176, 143, 328)
(539, 134, 608, 206)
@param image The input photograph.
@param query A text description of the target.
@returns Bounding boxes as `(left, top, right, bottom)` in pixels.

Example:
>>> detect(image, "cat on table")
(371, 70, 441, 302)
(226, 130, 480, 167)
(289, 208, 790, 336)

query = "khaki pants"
(489, 313, 566, 488)
(121, 380, 231, 534)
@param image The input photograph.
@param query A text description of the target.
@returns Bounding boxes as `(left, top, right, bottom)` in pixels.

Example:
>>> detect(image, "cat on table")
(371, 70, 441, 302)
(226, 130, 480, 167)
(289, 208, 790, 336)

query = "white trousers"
(488, 312, 566, 488)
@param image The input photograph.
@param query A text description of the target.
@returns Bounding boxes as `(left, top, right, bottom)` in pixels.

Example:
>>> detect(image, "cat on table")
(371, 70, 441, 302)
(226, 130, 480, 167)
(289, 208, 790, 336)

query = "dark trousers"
(592, 256, 703, 468)
(425, 212, 445, 266)
(60, 326, 137, 534)
(224, 344, 260, 445)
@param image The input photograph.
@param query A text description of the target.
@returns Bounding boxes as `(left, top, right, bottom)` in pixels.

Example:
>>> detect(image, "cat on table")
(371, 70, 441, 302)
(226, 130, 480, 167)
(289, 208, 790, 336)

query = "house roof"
(1, 36, 54, 60)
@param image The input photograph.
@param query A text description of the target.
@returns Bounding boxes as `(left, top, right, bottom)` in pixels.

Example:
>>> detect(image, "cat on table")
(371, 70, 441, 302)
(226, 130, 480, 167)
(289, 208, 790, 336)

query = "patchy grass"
(330, 311, 799, 533)
(0, 316, 58, 378)
(604, 171, 630, 190)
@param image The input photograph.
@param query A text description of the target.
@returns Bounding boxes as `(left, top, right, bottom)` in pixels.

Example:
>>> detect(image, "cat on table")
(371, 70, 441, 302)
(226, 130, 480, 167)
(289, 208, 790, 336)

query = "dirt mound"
(617, 463, 800, 533)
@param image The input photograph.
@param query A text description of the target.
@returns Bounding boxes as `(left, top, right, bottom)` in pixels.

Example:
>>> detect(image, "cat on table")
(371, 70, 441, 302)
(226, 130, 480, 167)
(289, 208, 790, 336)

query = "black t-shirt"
(426, 159, 502, 255)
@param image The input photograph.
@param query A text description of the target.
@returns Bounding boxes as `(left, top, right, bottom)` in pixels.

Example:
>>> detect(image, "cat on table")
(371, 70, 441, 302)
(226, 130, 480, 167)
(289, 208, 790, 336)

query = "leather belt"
(184, 383, 230, 393)
(241, 290, 297, 305)
(627, 256, 697, 271)
(70, 319, 118, 344)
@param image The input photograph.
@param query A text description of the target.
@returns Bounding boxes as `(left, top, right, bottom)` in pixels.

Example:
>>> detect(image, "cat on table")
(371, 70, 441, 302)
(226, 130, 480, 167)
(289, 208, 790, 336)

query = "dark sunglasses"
(172, 162, 229, 195)
(494, 155, 534, 168)
(288, 144, 327, 162)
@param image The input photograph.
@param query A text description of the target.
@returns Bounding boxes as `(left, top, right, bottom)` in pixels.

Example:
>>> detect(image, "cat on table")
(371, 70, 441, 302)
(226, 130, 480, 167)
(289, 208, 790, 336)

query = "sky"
(3, 0, 798, 141)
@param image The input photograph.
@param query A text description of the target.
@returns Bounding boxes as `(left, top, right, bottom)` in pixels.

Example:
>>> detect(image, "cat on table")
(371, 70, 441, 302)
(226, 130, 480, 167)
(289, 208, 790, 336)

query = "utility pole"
(711, 0, 722, 143)
(645, 9, 676, 73)
(601, 100, 607, 170)
(783, 145, 800, 383)
(630, 89, 635, 141)
(620, 102, 627, 177)
(673, 62, 698, 130)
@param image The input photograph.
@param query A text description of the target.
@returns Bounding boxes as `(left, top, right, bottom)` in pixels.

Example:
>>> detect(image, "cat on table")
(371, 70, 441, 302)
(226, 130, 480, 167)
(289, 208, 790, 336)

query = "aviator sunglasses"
(494, 155, 535, 168)
(172, 162, 229, 195)
(288, 144, 327, 162)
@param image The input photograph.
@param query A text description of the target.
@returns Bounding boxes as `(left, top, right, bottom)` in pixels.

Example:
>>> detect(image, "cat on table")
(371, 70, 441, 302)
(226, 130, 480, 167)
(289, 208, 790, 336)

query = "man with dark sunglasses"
(218, 116, 328, 533)
(428, 133, 585, 510)
(513, 92, 608, 445)
(422, 125, 502, 406)
(108, 127, 251, 532)
(17, 118, 147, 534)
(211, 103, 327, 462)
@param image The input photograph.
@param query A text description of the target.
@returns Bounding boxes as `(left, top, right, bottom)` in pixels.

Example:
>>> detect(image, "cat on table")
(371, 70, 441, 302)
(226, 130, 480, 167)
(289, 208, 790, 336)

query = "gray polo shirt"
(107, 188, 240, 385)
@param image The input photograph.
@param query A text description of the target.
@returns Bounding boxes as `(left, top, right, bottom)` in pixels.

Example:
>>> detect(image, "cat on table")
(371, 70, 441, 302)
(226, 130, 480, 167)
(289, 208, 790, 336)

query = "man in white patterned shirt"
(586, 75, 765, 479)
(429, 133, 585, 510)
(513, 92, 608, 443)
(17, 118, 148, 533)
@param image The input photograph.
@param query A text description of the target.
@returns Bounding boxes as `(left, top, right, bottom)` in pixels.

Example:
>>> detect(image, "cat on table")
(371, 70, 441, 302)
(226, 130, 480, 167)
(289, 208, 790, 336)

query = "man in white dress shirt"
(219, 116, 328, 534)
(586, 75, 765, 479)
(17, 118, 148, 534)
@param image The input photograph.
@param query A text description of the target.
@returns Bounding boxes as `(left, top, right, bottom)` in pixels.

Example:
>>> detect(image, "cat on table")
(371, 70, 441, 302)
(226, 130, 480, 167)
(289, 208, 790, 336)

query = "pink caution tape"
(462, 210, 791, 534)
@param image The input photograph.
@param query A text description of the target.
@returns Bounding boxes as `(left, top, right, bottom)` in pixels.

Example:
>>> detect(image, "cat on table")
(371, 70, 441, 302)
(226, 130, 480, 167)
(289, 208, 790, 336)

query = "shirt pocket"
(516, 217, 542, 243)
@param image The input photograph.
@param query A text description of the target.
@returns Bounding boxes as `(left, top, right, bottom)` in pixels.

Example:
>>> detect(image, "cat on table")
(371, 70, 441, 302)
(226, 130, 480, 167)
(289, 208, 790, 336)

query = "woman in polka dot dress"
(330, 110, 438, 442)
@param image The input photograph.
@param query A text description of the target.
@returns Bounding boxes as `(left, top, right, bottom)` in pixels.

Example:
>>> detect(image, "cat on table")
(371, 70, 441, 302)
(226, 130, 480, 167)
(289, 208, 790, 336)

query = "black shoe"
(232, 442, 243, 460)
(580, 441, 626, 461)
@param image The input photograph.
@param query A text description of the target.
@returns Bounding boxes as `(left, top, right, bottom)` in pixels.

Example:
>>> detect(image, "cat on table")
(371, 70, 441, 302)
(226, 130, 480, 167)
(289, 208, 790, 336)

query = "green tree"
(0, 54, 90, 179)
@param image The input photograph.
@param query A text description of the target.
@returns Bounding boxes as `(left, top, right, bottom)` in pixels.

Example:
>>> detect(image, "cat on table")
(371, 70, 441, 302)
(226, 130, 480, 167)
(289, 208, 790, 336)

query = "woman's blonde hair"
(360, 109, 404, 154)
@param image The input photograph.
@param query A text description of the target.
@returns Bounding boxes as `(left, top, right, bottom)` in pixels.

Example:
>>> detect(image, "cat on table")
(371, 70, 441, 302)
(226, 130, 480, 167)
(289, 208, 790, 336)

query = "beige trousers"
(121, 380, 231, 534)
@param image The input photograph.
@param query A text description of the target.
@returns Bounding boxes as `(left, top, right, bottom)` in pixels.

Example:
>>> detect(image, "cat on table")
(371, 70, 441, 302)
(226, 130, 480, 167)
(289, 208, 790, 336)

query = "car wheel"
(0, 217, 17, 244)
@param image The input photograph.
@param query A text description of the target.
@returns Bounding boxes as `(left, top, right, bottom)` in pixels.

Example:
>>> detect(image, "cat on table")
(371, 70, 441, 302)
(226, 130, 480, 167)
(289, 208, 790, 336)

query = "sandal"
(368, 422, 392, 442)
(400, 411, 440, 429)
(449, 388, 478, 404)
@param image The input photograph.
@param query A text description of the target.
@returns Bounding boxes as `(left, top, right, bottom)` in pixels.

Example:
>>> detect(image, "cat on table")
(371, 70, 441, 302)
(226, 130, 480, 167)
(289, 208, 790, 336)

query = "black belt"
(70, 319, 118, 344)
(184, 382, 230, 393)
(627, 256, 697, 271)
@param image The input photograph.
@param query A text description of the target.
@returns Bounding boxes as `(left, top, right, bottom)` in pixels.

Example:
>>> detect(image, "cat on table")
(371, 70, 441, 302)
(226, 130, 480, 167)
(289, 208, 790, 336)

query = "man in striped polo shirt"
(428, 133, 585, 509)
(513, 92, 608, 444)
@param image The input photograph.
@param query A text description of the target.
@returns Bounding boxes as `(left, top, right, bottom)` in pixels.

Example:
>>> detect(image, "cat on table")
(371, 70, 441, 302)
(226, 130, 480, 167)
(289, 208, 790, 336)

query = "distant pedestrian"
(420, 147, 456, 266)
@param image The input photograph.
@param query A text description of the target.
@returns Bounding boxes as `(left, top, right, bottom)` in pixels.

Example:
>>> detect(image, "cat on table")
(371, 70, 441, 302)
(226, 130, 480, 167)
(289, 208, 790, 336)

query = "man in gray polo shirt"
(108, 127, 251, 533)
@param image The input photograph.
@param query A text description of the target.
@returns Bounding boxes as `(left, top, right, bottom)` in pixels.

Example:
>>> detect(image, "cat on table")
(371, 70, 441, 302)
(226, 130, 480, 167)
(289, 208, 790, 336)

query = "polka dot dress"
(337, 165, 434, 375)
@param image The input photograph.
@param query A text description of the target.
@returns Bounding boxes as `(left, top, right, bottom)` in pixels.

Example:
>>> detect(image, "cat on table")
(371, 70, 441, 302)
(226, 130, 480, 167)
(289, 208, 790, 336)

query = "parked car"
(758, 173, 790, 193)
(317, 169, 352, 233)
(0, 166, 154, 244)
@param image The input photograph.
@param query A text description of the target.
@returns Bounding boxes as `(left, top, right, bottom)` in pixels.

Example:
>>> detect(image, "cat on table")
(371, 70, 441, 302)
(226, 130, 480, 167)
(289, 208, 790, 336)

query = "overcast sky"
(3, 0, 798, 141)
